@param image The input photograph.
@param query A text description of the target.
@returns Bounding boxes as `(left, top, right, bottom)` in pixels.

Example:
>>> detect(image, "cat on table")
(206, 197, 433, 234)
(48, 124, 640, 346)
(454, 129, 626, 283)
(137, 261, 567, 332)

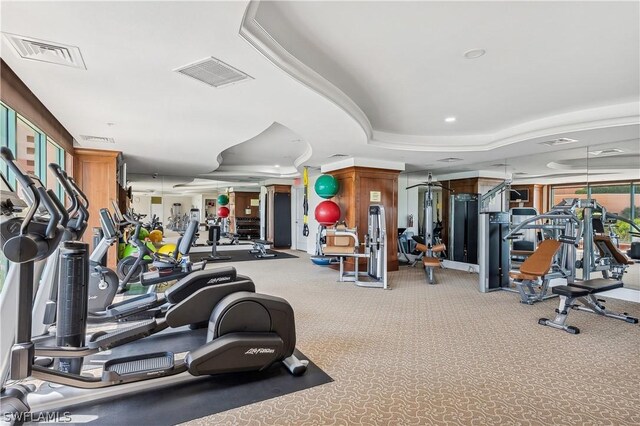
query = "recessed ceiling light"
(274, 165, 280, 168)
(438, 157, 463, 163)
(444, 117, 456, 123)
(464, 49, 486, 59)
(588, 148, 623, 156)
(107, 122, 115, 126)
(539, 138, 578, 147)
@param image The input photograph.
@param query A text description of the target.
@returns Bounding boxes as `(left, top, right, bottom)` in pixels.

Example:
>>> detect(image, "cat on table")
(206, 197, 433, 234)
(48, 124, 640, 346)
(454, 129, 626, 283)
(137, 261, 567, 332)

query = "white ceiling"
(257, 1, 639, 136)
(213, 122, 309, 177)
(1, 0, 638, 192)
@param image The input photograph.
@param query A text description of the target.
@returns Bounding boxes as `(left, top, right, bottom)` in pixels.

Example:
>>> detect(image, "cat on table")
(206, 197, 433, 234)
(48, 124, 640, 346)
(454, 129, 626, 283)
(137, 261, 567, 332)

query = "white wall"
(398, 173, 427, 235)
(131, 195, 152, 218)
(161, 196, 196, 223)
(199, 193, 220, 221)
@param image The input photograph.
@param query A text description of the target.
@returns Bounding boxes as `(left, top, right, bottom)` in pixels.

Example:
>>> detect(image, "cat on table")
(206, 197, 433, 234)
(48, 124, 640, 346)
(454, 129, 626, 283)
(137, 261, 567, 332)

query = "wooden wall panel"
(329, 166, 399, 272)
(0, 59, 74, 153)
(74, 148, 121, 269)
(510, 184, 547, 213)
(229, 191, 260, 233)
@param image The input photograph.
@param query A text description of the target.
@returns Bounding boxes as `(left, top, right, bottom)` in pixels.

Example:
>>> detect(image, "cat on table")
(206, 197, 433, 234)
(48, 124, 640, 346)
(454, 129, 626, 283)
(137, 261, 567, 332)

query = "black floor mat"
(35, 328, 331, 425)
(189, 249, 298, 263)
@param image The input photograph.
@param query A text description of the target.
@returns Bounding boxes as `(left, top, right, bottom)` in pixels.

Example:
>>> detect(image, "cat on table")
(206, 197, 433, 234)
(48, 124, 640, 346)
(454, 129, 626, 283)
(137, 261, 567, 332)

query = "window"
(47, 138, 65, 200)
(551, 185, 587, 207)
(0, 103, 17, 187)
(0, 103, 73, 293)
(552, 181, 640, 244)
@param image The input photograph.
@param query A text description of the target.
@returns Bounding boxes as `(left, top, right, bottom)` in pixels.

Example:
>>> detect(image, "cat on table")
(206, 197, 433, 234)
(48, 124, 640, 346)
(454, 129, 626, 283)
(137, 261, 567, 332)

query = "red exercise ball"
(315, 200, 341, 225)
(217, 206, 230, 218)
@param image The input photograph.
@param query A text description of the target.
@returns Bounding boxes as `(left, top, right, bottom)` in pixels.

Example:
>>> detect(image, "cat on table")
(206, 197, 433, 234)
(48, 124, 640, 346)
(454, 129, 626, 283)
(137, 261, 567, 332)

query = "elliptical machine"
(0, 148, 308, 418)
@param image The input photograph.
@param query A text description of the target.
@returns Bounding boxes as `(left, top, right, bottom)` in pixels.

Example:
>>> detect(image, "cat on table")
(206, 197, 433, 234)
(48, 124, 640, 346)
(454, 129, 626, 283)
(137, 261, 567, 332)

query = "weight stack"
(55, 241, 89, 374)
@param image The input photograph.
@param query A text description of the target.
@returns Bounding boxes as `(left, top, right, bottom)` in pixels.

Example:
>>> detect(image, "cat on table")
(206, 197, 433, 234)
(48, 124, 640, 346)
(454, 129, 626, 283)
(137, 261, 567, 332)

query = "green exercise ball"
(138, 228, 150, 241)
(217, 194, 229, 206)
(315, 174, 339, 199)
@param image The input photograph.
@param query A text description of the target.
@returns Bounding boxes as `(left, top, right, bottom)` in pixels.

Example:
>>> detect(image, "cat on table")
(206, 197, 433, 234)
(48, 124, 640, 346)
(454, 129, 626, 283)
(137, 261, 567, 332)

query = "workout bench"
(539, 278, 638, 334)
(249, 240, 277, 258)
(324, 225, 359, 281)
(509, 239, 562, 304)
(415, 243, 446, 284)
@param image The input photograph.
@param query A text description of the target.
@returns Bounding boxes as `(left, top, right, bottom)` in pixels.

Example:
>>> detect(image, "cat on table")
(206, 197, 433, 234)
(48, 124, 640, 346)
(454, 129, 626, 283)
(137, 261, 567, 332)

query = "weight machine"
(322, 205, 389, 289)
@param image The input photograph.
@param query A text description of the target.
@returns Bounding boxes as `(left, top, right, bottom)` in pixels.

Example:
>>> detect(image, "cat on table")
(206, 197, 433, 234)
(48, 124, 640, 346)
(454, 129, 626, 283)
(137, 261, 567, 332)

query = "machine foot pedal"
(104, 352, 174, 377)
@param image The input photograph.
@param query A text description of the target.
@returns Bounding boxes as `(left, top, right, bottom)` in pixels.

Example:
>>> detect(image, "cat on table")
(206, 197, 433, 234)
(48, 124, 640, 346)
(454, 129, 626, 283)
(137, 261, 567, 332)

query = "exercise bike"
(0, 148, 308, 419)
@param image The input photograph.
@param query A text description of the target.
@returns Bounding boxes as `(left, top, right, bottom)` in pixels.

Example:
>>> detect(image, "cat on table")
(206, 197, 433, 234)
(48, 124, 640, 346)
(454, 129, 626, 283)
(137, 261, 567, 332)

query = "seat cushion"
(431, 243, 446, 253)
(552, 285, 590, 298)
(569, 278, 623, 293)
(519, 239, 562, 278)
(594, 235, 634, 265)
(324, 246, 356, 255)
(509, 271, 540, 281)
(423, 257, 441, 267)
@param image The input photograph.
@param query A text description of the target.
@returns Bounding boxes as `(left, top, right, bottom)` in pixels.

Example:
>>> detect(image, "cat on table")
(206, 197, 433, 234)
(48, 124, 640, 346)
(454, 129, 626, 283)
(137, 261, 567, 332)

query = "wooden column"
(229, 191, 260, 239)
(328, 166, 400, 272)
(73, 148, 122, 269)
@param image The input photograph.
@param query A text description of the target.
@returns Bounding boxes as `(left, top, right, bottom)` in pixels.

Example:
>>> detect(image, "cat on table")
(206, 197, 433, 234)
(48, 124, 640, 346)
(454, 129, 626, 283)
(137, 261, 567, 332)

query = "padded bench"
(415, 243, 446, 284)
(539, 278, 637, 334)
(509, 239, 562, 304)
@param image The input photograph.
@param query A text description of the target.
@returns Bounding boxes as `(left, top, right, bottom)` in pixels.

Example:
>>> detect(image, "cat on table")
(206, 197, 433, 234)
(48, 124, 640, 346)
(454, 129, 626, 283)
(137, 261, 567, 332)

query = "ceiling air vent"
(2, 33, 86, 69)
(539, 138, 578, 147)
(438, 157, 463, 163)
(588, 148, 624, 156)
(491, 163, 509, 167)
(80, 135, 115, 144)
(174, 57, 253, 88)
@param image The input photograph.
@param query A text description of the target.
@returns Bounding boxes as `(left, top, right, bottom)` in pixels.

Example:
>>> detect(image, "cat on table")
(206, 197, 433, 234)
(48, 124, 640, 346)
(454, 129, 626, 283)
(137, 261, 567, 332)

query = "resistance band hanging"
(303, 167, 309, 236)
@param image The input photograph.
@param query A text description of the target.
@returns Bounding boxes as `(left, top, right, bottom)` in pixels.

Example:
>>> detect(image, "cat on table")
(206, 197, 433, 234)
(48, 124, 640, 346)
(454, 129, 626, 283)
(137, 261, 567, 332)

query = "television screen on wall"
(510, 188, 529, 202)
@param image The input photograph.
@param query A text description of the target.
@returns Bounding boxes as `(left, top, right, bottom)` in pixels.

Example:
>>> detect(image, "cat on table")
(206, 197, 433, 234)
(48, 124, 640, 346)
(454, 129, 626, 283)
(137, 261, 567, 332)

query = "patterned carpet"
(185, 253, 640, 425)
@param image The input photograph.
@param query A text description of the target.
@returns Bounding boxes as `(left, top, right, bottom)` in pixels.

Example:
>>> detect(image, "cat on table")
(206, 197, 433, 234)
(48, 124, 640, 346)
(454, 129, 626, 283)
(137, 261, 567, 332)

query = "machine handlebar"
(0, 147, 60, 239)
(48, 163, 79, 217)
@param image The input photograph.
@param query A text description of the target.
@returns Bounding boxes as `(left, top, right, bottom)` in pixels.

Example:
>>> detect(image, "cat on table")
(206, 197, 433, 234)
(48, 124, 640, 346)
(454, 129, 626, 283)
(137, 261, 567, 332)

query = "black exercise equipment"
(0, 149, 308, 419)
(205, 225, 231, 261)
(250, 240, 277, 258)
(478, 212, 510, 292)
(539, 278, 638, 334)
(449, 193, 479, 264)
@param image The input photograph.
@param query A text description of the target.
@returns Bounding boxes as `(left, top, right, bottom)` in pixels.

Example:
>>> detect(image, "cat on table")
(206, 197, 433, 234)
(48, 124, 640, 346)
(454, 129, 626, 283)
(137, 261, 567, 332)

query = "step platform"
(104, 352, 174, 377)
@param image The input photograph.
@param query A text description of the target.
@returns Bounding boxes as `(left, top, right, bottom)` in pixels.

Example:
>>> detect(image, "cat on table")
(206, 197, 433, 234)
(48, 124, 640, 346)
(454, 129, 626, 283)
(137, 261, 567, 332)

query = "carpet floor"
(184, 251, 640, 425)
